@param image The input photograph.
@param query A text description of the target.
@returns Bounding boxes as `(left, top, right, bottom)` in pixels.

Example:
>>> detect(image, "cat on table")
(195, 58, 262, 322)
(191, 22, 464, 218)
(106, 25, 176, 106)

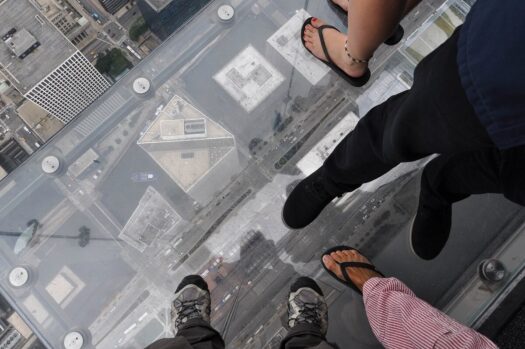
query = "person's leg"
(146, 321, 223, 349)
(363, 278, 498, 349)
(146, 275, 225, 349)
(321, 249, 497, 349)
(280, 277, 337, 349)
(499, 145, 525, 206)
(330, 0, 420, 19)
(283, 27, 493, 229)
(306, 0, 416, 79)
(325, 26, 494, 188)
(282, 90, 413, 229)
(346, 0, 409, 60)
(411, 146, 525, 259)
(282, 329, 336, 349)
(173, 320, 224, 349)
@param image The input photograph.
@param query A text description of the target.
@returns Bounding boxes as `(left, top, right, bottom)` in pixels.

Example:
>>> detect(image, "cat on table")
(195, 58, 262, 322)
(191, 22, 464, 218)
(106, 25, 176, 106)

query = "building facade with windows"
(0, 0, 109, 125)
(98, 0, 129, 15)
(25, 51, 110, 124)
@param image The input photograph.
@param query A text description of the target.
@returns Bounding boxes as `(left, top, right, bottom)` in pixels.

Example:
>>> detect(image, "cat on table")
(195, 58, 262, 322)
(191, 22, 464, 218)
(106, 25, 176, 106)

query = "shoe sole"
(408, 215, 419, 258)
(281, 205, 300, 230)
(408, 183, 424, 259)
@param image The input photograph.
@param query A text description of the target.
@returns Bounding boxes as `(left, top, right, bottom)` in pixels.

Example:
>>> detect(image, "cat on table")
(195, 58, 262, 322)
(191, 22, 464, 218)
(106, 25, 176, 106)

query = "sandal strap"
(316, 25, 340, 66)
(338, 261, 379, 284)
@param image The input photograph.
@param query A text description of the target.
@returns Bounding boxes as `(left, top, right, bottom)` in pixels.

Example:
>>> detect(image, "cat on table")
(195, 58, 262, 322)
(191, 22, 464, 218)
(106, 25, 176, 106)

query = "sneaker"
(288, 277, 328, 335)
(171, 275, 211, 332)
(282, 168, 339, 229)
(410, 204, 452, 260)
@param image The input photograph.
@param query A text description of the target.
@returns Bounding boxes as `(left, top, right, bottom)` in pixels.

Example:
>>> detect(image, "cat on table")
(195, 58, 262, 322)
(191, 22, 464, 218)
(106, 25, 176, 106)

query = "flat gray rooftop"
(0, 0, 76, 94)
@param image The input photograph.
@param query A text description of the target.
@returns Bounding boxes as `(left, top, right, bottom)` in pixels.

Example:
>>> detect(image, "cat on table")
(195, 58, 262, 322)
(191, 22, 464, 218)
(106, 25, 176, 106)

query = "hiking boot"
(410, 204, 452, 260)
(288, 277, 328, 335)
(171, 275, 211, 332)
(282, 168, 340, 229)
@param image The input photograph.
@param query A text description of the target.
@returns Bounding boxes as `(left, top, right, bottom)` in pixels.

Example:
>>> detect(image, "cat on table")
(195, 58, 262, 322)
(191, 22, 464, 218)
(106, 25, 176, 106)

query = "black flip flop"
(321, 245, 384, 295)
(301, 17, 370, 87)
(326, 1, 405, 46)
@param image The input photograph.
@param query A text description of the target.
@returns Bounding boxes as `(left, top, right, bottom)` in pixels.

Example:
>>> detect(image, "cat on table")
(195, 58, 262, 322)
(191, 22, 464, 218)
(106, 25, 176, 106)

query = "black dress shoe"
(410, 204, 452, 260)
(282, 168, 339, 229)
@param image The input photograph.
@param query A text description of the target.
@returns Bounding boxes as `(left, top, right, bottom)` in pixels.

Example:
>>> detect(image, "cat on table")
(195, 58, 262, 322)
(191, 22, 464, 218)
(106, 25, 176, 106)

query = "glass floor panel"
(0, 0, 524, 348)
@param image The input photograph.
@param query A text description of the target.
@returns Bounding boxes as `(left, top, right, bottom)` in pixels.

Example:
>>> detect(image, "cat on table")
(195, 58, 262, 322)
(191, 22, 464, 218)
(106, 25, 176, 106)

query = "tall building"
(33, 0, 97, 50)
(0, 138, 29, 173)
(0, 0, 110, 124)
(137, 0, 211, 40)
(98, 0, 129, 15)
(137, 95, 239, 204)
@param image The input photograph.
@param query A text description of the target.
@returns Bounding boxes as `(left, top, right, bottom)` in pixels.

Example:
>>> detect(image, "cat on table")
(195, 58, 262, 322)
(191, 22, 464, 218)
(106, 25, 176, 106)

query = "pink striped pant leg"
(362, 277, 498, 349)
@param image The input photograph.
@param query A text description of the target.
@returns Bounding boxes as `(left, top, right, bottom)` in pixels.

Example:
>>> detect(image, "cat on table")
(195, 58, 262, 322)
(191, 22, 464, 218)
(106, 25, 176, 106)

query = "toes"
(304, 29, 315, 39)
(322, 255, 336, 269)
(305, 25, 315, 36)
(328, 251, 343, 263)
(346, 250, 371, 264)
(343, 249, 357, 259)
(305, 41, 313, 51)
(303, 32, 314, 43)
(304, 34, 315, 45)
(322, 255, 344, 279)
(313, 18, 326, 27)
(334, 251, 347, 263)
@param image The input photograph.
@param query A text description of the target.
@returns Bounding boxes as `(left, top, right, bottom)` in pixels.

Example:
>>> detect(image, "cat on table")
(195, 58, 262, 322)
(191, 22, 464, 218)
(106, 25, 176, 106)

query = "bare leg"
(347, 0, 410, 61)
(332, 0, 420, 16)
(304, 19, 368, 78)
(304, 0, 423, 78)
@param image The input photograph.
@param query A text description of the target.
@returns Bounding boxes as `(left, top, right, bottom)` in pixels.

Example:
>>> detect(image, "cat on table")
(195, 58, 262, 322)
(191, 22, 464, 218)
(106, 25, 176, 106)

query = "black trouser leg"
(145, 320, 224, 349)
(322, 91, 409, 194)
(322, 26, 494, 194)
(420, 146, 525, 210)
(280, 324, 337, 349)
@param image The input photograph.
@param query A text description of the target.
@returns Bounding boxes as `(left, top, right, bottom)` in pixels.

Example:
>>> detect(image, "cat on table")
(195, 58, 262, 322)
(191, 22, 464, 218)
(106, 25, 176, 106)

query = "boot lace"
(175, 298, 204, 327)
(294, 301, 322, 327)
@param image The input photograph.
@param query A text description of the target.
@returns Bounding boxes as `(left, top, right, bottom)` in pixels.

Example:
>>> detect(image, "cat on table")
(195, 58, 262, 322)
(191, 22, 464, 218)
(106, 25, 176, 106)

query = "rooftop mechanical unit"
(2, 28, 40, 59)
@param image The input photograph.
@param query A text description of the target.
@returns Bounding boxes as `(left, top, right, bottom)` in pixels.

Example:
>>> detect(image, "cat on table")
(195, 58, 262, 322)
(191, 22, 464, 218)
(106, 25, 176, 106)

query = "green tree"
(95, 52, 112, 74)
(129, 17, 149, 42)
(95, 48, 132, 78)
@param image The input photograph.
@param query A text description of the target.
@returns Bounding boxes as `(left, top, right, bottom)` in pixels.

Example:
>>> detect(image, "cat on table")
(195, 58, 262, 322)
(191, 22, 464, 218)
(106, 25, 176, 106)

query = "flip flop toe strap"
(338, 261, 381, 284)
(316, 25, 340, 65)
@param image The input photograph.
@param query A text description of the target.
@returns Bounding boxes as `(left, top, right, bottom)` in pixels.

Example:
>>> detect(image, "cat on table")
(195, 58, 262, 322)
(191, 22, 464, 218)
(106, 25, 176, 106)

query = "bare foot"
(322, 249, 381, 292)
(330, 0, 349, 12)
(303, 18, 367, 78)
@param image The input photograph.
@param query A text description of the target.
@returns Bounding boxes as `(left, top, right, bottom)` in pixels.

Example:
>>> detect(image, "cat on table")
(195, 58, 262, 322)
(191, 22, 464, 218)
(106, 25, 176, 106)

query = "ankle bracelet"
(344, 40, 370, 64)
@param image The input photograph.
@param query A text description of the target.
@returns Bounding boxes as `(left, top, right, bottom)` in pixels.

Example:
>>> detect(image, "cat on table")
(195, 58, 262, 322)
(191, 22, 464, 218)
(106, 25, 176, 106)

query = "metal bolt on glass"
(41, 155, 61, 174)
(479, 259, 506, 283)
(8, 266, 29, 287)
(63, 331, 84, 349)
(218, 5, 235, 22)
